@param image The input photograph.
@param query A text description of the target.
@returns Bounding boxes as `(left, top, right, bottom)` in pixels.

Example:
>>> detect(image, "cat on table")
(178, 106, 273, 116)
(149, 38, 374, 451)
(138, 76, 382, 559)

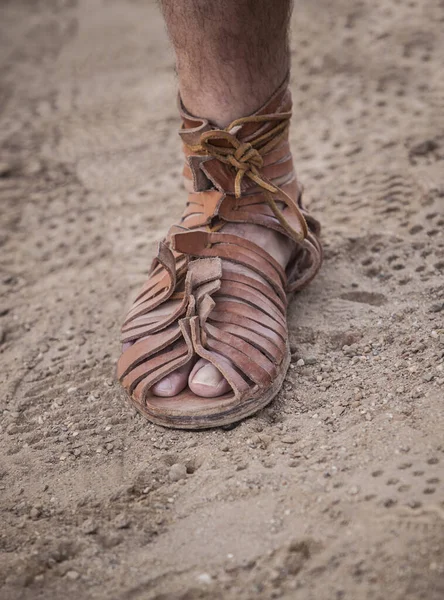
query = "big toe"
(189, 359, 231, 398)
(152, 362, 191, 397)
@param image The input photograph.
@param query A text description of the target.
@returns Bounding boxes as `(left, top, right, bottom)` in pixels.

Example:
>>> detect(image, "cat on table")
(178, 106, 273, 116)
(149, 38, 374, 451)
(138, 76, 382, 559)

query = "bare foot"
(123, 300, 193, 397)
(153, 223, 293, 398)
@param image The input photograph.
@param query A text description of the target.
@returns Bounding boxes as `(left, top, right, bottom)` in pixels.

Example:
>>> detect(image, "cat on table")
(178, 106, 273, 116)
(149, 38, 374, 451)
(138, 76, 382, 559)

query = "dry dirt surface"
(1, 0, 444, 599)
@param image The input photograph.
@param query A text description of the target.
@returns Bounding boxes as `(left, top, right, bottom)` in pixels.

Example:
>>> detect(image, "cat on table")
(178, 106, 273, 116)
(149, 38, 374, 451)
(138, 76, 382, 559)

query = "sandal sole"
(123, 344, 290, 430)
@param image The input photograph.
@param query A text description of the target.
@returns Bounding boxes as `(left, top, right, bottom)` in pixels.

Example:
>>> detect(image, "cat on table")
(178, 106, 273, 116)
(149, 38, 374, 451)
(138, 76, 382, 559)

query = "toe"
(152, 362, 192, 397)
(189, 359, 231, 398)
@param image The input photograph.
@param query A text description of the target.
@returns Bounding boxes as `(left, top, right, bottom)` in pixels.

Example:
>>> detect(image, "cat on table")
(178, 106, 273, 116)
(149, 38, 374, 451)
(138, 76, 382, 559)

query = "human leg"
(154, 0, 294, 397)
(117, 0, 322, 427)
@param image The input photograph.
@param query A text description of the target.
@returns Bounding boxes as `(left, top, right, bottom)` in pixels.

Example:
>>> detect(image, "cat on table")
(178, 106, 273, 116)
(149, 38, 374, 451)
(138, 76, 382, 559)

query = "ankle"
(226, 222, 293, 267)
(179, 74, 288, 128)
(180, 87, 258, 128)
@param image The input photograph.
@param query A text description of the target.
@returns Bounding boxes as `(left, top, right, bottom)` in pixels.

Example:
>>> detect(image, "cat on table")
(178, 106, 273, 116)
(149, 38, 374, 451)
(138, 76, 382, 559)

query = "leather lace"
(185, 112, 308, 241)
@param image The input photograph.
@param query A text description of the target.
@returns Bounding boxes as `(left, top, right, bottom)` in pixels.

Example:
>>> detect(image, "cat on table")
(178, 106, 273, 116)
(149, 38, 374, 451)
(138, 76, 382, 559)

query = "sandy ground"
(1, 0, 444, 598)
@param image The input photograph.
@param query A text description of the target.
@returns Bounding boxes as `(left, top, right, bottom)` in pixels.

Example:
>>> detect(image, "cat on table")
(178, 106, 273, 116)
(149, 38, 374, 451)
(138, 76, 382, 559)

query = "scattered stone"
(30, 506, 41, 519)
(99, 532, 123, 548)
(236, 462, 248, 471)
(247, 436, 257, 448)
(305, 357, 317, 365)
(169, 463, 187, 482)
(81, 518, 98, 534)
(409, 139, 439, 157)
(65, 571, 80, 581)
(114, 513, 130, 529)
(281, 435, 297, 444)
(348, 486, 359, 496)
(197, 573, 213, 585)
(429, 303, 444, 313)
(354, 388, 363, 401)
(296, 358, 305, 367)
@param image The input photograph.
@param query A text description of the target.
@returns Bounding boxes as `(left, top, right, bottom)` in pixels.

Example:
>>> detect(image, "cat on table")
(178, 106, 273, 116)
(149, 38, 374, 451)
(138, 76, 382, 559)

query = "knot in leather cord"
(200, 132, 264, 183)
(232, 142, 263, 171)
(185, 111, 309, 242)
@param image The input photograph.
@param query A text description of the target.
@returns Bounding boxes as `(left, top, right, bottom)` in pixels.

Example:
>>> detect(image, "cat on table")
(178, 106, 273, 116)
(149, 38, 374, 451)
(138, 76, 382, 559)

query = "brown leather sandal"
(117, 78, 322, 429)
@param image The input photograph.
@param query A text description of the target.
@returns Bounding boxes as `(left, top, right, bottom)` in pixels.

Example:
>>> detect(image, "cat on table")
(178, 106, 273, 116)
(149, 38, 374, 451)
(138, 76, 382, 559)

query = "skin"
(151, 0, 293, 397)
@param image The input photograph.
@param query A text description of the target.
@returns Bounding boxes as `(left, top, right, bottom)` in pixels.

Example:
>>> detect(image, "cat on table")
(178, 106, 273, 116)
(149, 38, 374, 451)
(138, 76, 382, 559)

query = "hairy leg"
(152, 0, 294, 398)
(160, 0, 292, 127)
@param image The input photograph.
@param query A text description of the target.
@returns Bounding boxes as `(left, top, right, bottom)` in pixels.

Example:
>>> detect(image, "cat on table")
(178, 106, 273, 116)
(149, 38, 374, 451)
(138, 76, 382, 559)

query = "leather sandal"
(117, 77, 323, 429)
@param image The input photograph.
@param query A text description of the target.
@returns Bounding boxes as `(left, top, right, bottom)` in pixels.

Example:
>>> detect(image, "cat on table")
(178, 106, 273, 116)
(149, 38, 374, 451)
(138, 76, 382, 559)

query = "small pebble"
(81, 518, 98, 534)
(169, 463, 187, 482)
(114, 513, 130, 529)
(429, 303, 444, 313)
(281, 435, 297, 444)
(197, 573, 213, 585)
(65, 571, 80, 581)
(305, 357, 317, 365)
(30, 506, 41, 519)
(296, 358, 305, 367)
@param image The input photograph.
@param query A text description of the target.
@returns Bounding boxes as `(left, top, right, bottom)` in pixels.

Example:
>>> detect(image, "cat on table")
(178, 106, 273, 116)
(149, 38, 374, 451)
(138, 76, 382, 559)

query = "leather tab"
(172, 230, 210, 255)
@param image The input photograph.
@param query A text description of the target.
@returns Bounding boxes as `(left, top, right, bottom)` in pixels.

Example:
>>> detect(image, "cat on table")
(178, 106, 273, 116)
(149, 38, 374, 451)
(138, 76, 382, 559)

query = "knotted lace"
(185, 112, 308, 241)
